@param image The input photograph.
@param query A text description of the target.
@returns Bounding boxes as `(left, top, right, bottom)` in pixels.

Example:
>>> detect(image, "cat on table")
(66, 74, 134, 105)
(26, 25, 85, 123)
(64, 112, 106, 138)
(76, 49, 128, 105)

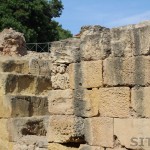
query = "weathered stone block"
(84, 117, 113, 147)
(0, 119, 9, 141)
(114, 118, 150, 149)
(48, 143, 78, 150)
(0, 59, 29, 74)
(111, 22, 150, 57)
(79, 144, 104, 150)
(50, 38, 80, 64)
(80, 28, 111, 60)
(131, 87, 150, 117)
(103, 56, 150, 86)
(0, 119, 13, 149)
(36, 76, 52, 95)
(0, 140, 13, 150)
(8, 116, 49, 142)
(48, 89, 74, 115)
(12, 136, 47, 149)
(29, 58, 51, 76)
(107, 148, 127, 150)
(47, 115, 84, 143)
(51, 73, 70, 90)
(0, 73, 52, 95)
(99, 87, 130, 117)
(74, 88, 99, 117)
(48, 88, 99, 117)
(69, 60, 102, 89)
(0, 73, 36, 95)
(0, 95, 49, 117)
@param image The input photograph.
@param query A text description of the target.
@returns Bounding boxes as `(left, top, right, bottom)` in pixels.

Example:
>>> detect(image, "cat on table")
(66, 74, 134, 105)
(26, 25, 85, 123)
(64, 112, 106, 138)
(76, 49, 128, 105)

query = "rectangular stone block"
(84, 117, 114, 147)
(0, 119, 9, 141)
(12, 136, 47, 149)
(131, 87, 150, 117)
(79, 144, 104, 150)
(114, 118, 150, 149)
(0, 95, 49, 117)
(47, 115, 84, 143)
(74, 88, 99, 117)
(107, 148, 127, 150)
(48, 89, 74, 115)
(8, 116, 49, 142)
(48, 88, 99, 117)
(80, 28, 111, 60)
(111, 22, 150, 57)
(36, 76, 52, 95)
(103, 56, 150, 86)
(0, 73, 52, 95)
(0, 59, 29, 74)
(29, 58, 51, 76)
(0, 73, 36, 95)
(99, 87, 130, 117)
(69, 60, 102, 89)
(0, 140, 13, 150)
(50, 38, 80, 64)
(48, 143, 78, 150)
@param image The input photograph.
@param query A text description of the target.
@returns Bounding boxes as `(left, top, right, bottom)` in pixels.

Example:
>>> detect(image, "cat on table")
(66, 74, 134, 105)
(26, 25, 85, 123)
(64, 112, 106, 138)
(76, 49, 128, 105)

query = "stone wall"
(0, 21, 150, 150)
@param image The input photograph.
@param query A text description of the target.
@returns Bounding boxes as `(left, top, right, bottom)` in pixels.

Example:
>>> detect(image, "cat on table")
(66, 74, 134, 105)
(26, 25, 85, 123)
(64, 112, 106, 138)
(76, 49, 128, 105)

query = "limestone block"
(74, 88, 99, 117)
(8, 116, 49, 142)
(0, 95, 48, 117)
(103, 56, 150, 86)
(0, 140, 13, 150)
(99, 87, 130, 117)
(111, 21, 150, 57)
(48, 143, 78, 150)
(107, 148, 127, 150)
(48, 89, 74, 115)
(29, 58, 51, 76)
(51, 73, 70, 90)
(79, 144, 104, 150)
(12, 136, 48, 149)
(114, 118, 150, 149)
(69, 60, 102, 89)
(0, 95, 11, 117)
(84, 117, 113, 147)
(0, 119, 9, 141)
(80, 28, 111, 60)
(36, 76, 52, 95)
(0, 120, 13, 149)
(0, 73, 52, 95)
(50, 38, 80, 64)
(12, 144, 35, 150)
(131, 87, 150, 117)
(0, 59, 29, 74)
(0, 73, 36, 95)
(48, 89, 99, 117)
(47, 115, 84, 143)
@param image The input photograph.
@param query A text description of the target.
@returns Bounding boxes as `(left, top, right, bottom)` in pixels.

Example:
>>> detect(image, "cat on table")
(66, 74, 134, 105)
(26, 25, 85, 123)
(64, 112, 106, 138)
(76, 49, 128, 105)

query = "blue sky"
(54, 0, 150, 35)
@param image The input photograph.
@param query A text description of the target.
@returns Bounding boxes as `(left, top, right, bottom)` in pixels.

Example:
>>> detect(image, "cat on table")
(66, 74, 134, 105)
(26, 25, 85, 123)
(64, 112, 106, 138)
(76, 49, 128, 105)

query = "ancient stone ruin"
(0, 21, 150, 150)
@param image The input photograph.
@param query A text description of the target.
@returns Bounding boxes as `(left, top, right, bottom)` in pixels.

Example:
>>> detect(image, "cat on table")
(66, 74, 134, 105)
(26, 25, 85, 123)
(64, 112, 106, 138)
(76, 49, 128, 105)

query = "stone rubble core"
(0, 28, 27, 56)
(1, 21, 150, 150)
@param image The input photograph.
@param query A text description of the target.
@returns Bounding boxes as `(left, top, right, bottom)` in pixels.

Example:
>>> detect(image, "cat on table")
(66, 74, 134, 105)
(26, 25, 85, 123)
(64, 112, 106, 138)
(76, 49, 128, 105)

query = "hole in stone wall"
(62, 143, 82, 148)
(87, 88, 92, 90)
(21, 120, 47, 136)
